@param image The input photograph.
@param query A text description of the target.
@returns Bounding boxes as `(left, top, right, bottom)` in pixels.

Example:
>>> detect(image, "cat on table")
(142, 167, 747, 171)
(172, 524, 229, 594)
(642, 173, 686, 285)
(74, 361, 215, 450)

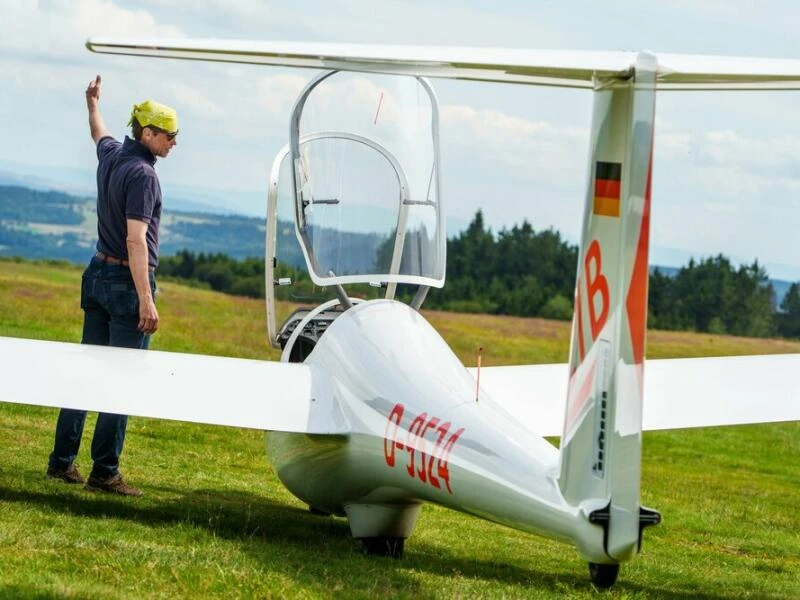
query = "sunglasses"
(147, 125, 179, 141)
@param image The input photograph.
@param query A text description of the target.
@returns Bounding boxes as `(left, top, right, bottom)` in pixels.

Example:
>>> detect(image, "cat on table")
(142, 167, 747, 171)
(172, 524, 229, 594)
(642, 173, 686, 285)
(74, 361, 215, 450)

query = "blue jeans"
(48, 256, 156, 479)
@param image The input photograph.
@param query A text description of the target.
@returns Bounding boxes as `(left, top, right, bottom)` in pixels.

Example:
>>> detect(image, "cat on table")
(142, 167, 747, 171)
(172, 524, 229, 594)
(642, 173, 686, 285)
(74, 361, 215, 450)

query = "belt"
(95, 251, 155, 272)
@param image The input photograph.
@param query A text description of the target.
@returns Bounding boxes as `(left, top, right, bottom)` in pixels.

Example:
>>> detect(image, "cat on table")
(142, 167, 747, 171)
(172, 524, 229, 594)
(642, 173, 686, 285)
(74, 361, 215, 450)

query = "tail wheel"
(588, 562, 619, 589)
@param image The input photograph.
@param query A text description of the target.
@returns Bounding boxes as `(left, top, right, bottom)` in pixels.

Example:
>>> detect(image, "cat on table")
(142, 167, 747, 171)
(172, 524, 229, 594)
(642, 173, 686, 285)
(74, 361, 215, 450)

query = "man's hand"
(86, 74, 101, 108)
(137, 295, 160, 335)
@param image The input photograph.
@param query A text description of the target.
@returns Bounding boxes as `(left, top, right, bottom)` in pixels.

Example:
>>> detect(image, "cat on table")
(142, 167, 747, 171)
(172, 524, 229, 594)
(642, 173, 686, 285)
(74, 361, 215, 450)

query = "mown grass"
(0, 258, 798, 599)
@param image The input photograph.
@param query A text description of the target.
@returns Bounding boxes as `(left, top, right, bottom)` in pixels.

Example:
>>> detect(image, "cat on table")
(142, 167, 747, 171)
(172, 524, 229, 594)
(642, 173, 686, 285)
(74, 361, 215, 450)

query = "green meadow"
(0, 258, 798, 599)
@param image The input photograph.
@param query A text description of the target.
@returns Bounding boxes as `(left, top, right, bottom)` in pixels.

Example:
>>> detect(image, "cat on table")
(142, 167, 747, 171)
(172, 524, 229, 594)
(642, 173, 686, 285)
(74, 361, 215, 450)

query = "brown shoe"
(85, 473, 143, 497)
(46, 464, 86, 484)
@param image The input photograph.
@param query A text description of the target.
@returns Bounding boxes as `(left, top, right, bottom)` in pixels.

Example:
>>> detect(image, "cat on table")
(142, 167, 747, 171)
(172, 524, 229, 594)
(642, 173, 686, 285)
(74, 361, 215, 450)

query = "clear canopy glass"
(265, 71, 445, 347)
(290, 71, 444, 288)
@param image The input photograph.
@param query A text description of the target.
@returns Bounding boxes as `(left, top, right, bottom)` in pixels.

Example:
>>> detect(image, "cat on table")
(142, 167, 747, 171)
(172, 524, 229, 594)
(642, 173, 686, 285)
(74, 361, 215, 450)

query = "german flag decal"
(593, 161, 621, 217)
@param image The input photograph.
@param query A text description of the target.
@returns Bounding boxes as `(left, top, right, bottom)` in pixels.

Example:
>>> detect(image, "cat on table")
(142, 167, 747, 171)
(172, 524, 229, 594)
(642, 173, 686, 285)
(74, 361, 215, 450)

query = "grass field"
(0, 258, 798, 598)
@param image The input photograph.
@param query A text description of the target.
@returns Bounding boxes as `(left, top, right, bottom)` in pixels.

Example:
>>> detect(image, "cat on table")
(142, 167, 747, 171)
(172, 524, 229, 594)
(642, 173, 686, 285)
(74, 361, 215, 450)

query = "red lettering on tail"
(584, 240, 609, 340)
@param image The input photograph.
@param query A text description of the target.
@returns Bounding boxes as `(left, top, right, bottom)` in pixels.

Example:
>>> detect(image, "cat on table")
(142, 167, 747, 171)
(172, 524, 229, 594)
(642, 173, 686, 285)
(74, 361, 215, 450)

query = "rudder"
(558, 53, 660, 562)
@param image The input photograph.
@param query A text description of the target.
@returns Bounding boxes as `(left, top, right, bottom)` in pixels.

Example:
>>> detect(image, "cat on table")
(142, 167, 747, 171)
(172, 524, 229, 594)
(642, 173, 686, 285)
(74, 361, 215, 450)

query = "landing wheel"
(308, 505, 331, 516)
(360, 537, 405, 559)
(588, 562, 619, 589)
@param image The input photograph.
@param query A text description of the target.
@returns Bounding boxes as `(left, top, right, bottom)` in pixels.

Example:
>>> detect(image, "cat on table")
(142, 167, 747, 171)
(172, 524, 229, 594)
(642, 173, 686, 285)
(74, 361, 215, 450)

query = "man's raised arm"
(86, 74, 111, 144)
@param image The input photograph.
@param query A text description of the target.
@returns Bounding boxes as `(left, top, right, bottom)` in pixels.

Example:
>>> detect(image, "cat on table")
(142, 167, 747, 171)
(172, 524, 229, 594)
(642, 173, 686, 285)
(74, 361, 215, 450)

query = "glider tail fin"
(558, 54, 661, 562)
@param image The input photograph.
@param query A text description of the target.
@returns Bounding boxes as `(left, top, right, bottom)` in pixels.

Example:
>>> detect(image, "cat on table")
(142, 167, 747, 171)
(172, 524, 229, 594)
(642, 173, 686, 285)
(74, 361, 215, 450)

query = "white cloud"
(654, 125, 800, 203)
(441, 104, 587, 184)
(699, 130, 800, 174)
(167, 81, 226, 119)
(256, 75, 311, 116)
(134, 0, 276, 34)
(70, 0, 183, 40)
(1, 0, 183, 57)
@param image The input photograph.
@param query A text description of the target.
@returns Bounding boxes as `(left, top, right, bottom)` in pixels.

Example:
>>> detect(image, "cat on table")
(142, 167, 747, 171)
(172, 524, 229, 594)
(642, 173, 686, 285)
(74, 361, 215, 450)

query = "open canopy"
(280, 71, 445, 289)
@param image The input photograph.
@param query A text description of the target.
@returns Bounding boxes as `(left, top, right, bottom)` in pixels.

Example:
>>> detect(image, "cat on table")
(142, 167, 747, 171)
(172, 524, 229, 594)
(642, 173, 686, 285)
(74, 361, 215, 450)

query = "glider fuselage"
(266, 300, 608, 561)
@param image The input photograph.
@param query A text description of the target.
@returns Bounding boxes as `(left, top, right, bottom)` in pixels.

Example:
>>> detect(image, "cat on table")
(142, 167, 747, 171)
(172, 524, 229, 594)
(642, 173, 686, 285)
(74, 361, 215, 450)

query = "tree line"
(157, 211, 800, 339)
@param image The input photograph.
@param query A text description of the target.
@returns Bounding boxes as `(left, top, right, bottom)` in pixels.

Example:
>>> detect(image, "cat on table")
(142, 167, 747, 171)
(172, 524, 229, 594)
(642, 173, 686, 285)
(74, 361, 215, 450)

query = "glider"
(1, 38, 799, 588)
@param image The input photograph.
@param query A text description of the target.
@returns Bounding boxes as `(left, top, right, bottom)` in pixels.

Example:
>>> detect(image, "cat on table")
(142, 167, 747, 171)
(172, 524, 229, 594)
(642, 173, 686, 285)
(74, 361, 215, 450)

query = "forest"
(158, 211, 800, 339)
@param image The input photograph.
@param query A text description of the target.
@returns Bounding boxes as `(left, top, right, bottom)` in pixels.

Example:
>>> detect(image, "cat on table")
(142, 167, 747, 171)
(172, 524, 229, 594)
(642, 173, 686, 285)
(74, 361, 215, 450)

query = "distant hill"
(0, 184, 266, 262)
(0, 184, 382, 274)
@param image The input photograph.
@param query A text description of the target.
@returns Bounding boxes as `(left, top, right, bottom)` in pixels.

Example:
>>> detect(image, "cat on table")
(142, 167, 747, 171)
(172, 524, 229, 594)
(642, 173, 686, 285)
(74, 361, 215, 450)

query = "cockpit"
(265, 71, 444, 361)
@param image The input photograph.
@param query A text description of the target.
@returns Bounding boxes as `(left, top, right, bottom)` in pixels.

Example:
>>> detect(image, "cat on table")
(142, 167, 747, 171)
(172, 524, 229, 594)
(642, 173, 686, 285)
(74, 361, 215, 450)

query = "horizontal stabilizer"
(0, 337, 323, 433)
(87, 38, 800, 90)
(472, 354, 800, 437)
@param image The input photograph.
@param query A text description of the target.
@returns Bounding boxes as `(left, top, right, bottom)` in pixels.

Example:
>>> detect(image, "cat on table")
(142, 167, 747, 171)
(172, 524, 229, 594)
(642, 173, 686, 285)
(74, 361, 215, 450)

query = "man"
(45, 75, 178, 497)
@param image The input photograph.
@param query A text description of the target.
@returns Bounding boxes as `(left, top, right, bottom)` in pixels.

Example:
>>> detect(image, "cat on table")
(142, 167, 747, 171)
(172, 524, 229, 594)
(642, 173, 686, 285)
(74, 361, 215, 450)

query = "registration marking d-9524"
(383, 403, 465, 494)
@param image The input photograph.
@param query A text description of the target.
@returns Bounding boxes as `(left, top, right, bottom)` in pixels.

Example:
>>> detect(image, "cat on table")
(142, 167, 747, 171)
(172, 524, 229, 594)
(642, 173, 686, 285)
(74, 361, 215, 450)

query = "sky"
(2, 0, 800, 280)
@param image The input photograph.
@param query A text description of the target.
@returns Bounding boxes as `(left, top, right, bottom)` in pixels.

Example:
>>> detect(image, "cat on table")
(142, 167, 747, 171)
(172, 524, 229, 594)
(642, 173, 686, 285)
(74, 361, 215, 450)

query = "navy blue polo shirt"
(95, 136, 162, 268)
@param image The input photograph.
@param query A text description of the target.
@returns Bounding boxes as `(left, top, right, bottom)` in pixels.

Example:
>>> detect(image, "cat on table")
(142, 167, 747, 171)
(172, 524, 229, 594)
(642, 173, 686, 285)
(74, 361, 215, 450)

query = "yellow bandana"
(127, 100, 178, 133)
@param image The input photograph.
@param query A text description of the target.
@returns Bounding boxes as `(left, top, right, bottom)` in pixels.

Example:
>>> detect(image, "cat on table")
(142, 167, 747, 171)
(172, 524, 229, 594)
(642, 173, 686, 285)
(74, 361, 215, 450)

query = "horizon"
(1, 173, 796, 294)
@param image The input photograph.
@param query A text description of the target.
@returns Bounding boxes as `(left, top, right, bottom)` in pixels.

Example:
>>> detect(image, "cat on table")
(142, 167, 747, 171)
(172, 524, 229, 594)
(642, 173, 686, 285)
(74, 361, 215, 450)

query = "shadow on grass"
(0, 479, 349, 545)
(0, 475, 734, 598)
(0, 585, 62, 600)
